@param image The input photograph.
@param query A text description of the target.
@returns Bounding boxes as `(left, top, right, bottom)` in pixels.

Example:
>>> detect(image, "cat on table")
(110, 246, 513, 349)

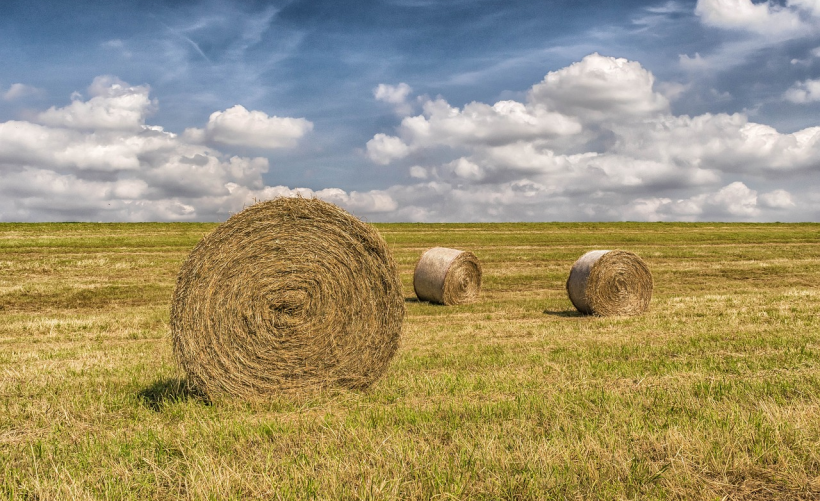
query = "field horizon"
(1, 221, 819, 500)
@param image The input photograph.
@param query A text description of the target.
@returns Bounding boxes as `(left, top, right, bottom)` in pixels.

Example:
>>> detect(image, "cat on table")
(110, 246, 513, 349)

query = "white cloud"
(789, 0, 820, 16)
(0, 76, 389, 222)
(706, 181, 759, 216)
(449, 157, 484, 180)
(611, 114, 820, 174)
(313, 188, 398, 213)
(413, 98, 580, 145)
(3, 83, 42, 101)
(529, 53, 670, 122)
(181, 126, 207, 143)
(0, 120, 154, 172)
(409, 166, 428, 179)
(375, 177, 803, 223)
(759, 189, 796, 208)
(366, 89, 582, 164)
(202, 105, 313, 149)
(36, 76, 155, 131)
(374, 83, 414, 116)
(366, 133, 410, 165)
(784, 78, 820, 103)
(622, 182, 787, 221)
(685, 0, 820, 73)
(695, 0, 806, 36)
(4, 52, 817, 224)
(362, 53, 819, 222)
(368, 54, 820, 178)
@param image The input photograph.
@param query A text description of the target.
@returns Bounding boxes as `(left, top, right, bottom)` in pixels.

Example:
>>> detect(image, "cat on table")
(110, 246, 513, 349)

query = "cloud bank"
(365, 53, 820, 222)
(2, 50, 819, 222)
(0, 77, 389, 222)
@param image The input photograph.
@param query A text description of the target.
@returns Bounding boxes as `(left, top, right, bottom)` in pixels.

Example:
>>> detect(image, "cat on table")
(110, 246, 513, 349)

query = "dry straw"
(170, 197, 405, 399)
(413, 247, 482, 305)
(566, 250, 653, 316)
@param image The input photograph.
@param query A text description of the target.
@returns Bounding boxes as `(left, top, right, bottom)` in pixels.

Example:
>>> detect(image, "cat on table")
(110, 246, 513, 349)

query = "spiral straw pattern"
(413, 247, 482, 305)
(170, 197, 404, 398)
(566, 250, 653, 316)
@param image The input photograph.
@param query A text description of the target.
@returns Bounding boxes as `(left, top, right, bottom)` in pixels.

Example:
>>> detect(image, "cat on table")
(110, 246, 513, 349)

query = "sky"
(1, 0, 819, 222)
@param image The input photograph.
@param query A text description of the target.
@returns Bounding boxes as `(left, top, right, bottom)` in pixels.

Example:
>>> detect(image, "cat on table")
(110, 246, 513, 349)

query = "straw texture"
(170, 197, 405, 398)
(566, 250, 653, 316)
(413, 247, 482, 305)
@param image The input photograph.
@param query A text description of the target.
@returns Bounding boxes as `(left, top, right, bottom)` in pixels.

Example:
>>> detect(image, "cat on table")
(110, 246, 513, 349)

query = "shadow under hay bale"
(413, 247, 482, 305)
(566, 250, 653, 316)
(170, 197, 405, 399)
(138, 378, 208, 411)
(542, 309, 585, 318)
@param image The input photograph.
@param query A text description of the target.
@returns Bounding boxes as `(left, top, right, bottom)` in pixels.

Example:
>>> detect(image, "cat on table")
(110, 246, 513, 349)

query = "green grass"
(1, 222, 819, 500)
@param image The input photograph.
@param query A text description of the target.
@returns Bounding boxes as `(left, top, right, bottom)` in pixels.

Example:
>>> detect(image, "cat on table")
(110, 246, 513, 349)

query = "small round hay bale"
(170, 197, 405, 398)
(413, 247, 482, 305)
(566, 250, 653, 316)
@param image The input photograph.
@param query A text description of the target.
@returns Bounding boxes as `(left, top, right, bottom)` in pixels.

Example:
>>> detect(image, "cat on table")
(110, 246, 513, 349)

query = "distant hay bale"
(566, 250, 653, 316)
(413, 247, 482, 305)
(170, 197, 405, 399)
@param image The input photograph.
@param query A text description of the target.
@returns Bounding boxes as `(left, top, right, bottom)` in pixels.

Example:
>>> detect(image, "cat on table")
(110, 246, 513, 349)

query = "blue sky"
(1, 0, 819, 221)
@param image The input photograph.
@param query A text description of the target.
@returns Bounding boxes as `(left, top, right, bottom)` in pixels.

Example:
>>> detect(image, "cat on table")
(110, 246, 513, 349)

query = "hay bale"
(566, 250, 653, 316)
(170, 197, 405, 398)
(413, 247, 482, 305)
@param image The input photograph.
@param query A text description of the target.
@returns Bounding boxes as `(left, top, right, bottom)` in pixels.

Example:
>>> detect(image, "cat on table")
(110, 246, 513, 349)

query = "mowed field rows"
(1, 222, 819, 500)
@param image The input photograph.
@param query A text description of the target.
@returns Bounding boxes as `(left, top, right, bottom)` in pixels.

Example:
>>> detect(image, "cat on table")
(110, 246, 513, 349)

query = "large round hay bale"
(170, 197, 405, 398)
(413, 247, 482, 305)
(566, 250, 653, 316)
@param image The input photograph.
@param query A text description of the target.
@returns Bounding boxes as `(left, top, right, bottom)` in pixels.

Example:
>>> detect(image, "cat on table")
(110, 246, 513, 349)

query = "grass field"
(1, 222, 819, 500)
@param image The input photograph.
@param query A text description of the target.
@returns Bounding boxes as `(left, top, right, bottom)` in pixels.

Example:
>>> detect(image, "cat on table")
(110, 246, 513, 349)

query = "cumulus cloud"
(409, 166, 428, 179)
(784, 78, 820, 103)
(374, 83, 414, 116)
(365, 87, 582, 164)
(611, 114, 820, 175)
(3, 83, 42, 101)
(529, 53, 670, 122)
(188, 104, 313, 149)
(36, 76, 155, 131)
(623, 183, 799, 221)
(4, 52, 817, 223)
(759, 189, 796, 208)
(705, 181, 759, 216)
(0, 77, 390, 222)
(366, 133, 410, 165)
(694, 0, 806, 36)
(363, 53, 819, 222)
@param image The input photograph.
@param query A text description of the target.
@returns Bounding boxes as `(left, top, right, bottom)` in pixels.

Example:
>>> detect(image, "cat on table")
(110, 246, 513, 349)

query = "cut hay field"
(1, 222, 819, 500)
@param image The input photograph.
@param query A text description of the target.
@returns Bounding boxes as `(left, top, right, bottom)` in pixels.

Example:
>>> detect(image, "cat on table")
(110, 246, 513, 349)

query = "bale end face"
(170, 197, 405, 399)
(566, 250, 652, 316)
(413, 247, 482, 306)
